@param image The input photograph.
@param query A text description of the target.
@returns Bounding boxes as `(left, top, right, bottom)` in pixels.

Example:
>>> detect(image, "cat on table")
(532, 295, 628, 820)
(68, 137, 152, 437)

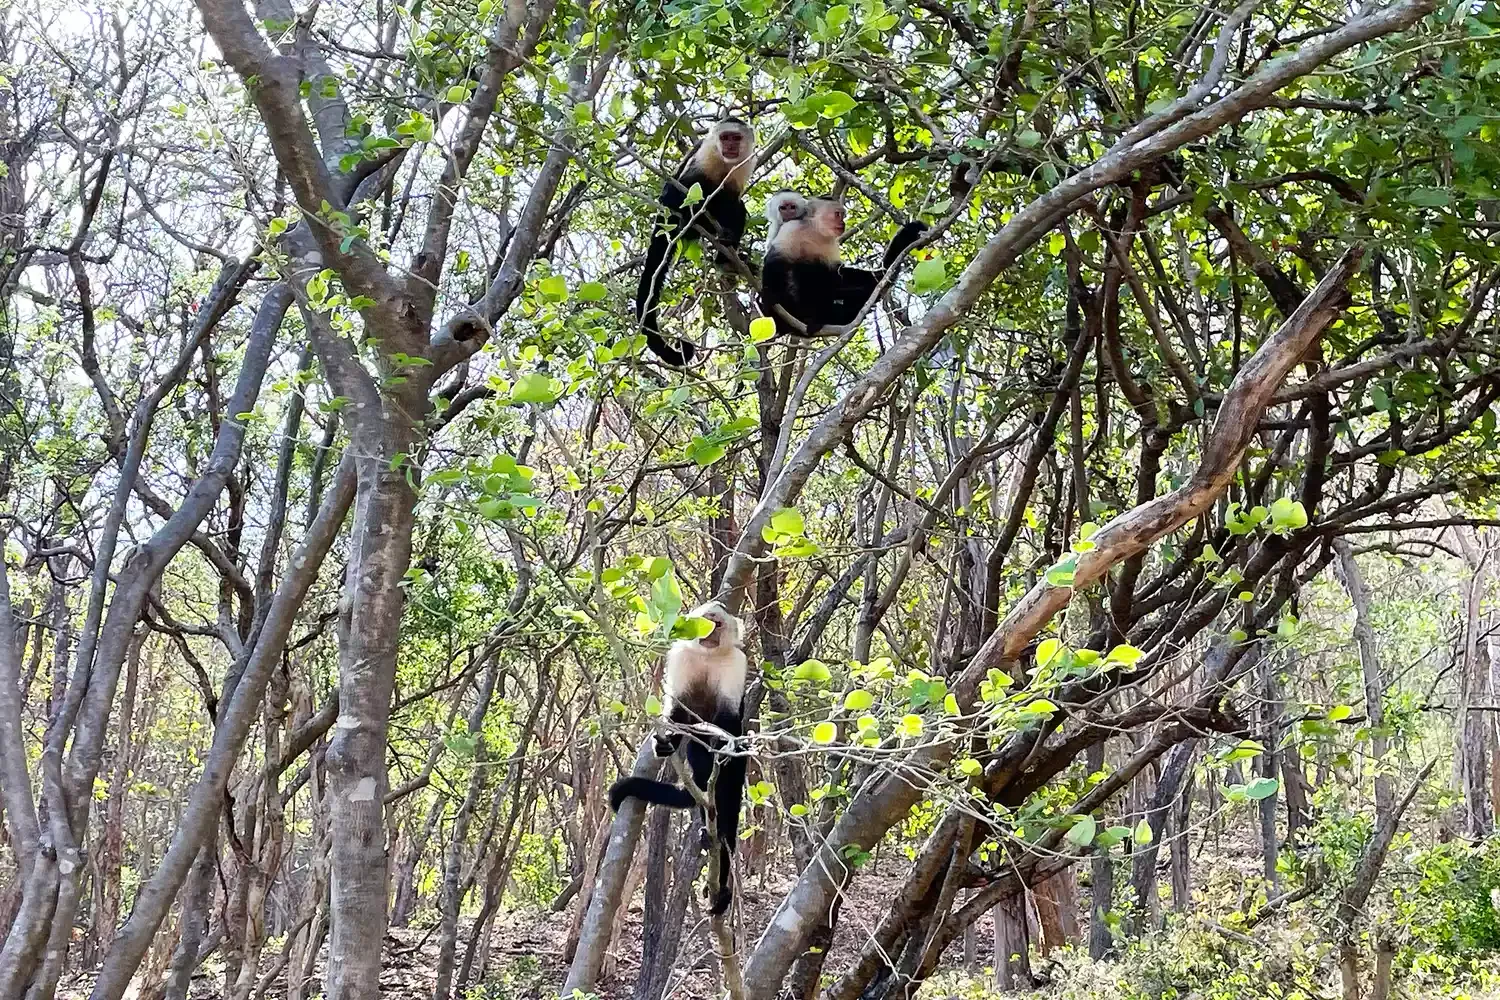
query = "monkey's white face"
(690, 602, 741, 650)
(812, 201, 846, 239)
(776, 196, 805, 223)
(717, 129, 749, 164)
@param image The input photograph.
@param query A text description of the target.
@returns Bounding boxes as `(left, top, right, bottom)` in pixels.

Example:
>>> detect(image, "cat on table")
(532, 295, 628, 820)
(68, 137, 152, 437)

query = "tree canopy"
(5, 0, 1500, 998)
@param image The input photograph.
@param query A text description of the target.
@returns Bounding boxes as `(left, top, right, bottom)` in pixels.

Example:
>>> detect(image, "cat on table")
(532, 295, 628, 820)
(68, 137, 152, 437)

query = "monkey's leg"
(708, 754, 747, 915)
(635, 229, 679, 326)
(685, 739, 716, 851)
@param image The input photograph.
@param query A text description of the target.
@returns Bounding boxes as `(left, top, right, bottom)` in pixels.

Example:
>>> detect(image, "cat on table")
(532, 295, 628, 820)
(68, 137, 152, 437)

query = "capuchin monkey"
(764, 190, 809, 244)
(608, 602, 748, 915)
(634, 119, 757, 366)
(760, 197, 927, 338)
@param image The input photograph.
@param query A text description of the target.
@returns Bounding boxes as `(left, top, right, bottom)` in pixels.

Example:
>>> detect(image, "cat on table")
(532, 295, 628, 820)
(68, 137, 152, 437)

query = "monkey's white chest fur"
(663, 641, 748, 721)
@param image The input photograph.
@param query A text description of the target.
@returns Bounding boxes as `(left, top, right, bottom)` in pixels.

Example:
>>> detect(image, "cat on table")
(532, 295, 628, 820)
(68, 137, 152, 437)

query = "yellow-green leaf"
(750, 316, 776, 342)
(844, 689, 874, 712)
(1065, 814, 1096, 847)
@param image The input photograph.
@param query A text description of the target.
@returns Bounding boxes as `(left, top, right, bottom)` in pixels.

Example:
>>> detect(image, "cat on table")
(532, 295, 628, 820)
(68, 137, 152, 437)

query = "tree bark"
(432, 656, 503, 1000)
(324, 439, 421, 999)
(1452, 531, 1493, 837)
(1087, 741, 1113, 959)
(1258, 651, 1283, 892)
(89, 629, 145, 965)
(1131, 738, 1199, 933)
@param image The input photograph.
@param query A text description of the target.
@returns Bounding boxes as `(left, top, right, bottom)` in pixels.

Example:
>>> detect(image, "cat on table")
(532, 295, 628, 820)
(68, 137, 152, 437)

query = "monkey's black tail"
(644, 329, 697, 366)
(881, 221, 931, 269)
(609, 777, 696, 812)
(635, 232, 698, 366)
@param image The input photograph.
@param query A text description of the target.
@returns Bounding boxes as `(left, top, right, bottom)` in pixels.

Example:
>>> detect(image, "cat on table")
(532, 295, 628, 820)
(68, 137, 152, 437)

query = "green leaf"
(1328, 704, 1353, 722)
(1405, 187, 1450, 208)
(943, 693, 960, 716)
(790, 803, 808, 816)
(1221, 739, 1264, 763)
(510, 373, 560, 406)
(1037, 637, 1063, 667)
(749, 316, 777, 342)
(911, 256, 946, 293)
(578, 281, 608, 302)
(823, 4, 849, 30)
(1245, 777, 1280, 800)
(844, 689, 874, 712)
(1133, 818, 1153, 845)
(812, 721, 837, 744)
(645, 695, 662, 716)
(899, 714, 923, 738)
(1095, 825, 1133, 848)
(687, 437, 728, 467)
(957, 758, 982, 777)
(794, 660, 832, 684)
(817, 91, 857, 119)
(1065, 814, 1096, 848)
(1016, 129, 1041, 148)
(1045, 555, 1077, 588)
(1047, 232, 1066, 257)
(1023, 699, 1058, 715)
(538, 275, 568, 302)
(1269, 497, 1308, 533)
(1105, 644, 1144, 666)
(683, 182, 704, 205)
(445, 84, 467, 103)
(770, 507, 805, 536)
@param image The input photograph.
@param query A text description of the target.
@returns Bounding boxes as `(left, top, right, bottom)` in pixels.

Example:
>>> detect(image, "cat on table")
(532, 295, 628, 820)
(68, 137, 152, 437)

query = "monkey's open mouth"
(721, 138, 745, 160)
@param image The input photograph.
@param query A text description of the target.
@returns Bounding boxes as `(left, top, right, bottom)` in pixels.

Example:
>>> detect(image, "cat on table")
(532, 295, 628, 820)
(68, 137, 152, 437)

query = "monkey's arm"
(717, 196, 748, 250)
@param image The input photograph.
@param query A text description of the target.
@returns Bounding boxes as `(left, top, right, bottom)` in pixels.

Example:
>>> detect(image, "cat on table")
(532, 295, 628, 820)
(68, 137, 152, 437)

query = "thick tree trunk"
(1033, 870, 1080, 953)
(162, 845, 216, 1000)
(325, 446, 421, 999)
(633, 807, 673, 1000)
(993, 893, 1030, 990)
(1169, 768, 1194, 911)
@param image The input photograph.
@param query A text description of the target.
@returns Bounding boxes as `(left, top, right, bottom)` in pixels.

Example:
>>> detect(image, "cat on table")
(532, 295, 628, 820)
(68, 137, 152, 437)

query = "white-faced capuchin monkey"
(764, 190, 809, 244)
(608, 601, 748, 915)
(761, 197, 927, 338)
(634, 119, 757, 367)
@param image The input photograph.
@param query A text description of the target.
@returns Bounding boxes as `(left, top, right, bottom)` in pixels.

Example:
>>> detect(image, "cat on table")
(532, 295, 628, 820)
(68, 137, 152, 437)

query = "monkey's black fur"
(634, 124, 752, 366)
(761, 221, 927, 338)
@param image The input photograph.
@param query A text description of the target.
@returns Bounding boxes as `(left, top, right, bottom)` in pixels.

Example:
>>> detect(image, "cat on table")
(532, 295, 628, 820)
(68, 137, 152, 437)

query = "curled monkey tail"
(608, 777, 697, 812)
